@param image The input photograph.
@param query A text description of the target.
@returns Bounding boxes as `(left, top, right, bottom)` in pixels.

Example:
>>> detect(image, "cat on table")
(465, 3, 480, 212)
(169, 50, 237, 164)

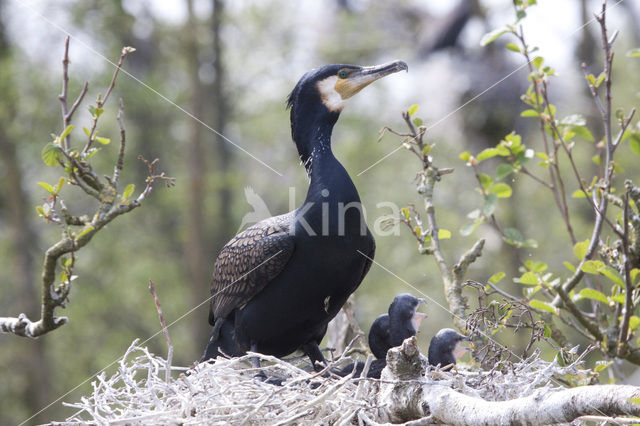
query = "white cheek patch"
(317, 76, 349, 112)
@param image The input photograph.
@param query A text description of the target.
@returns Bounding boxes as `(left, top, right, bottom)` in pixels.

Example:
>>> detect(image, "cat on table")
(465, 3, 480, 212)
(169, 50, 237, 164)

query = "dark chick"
(338, 293, 426, 379)
(427, 328, 471, 370)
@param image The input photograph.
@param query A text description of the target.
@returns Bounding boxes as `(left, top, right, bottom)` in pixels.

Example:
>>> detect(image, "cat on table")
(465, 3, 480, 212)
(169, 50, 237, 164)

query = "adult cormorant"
(338, 293, 426, 378)
(427, 328, 471, 370)
(201, 61, 408, 371)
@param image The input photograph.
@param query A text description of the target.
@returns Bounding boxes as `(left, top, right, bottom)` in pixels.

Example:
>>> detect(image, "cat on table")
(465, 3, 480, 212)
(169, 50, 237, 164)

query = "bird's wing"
(359, 236, 376, 284)
(209, 214, 294, 325)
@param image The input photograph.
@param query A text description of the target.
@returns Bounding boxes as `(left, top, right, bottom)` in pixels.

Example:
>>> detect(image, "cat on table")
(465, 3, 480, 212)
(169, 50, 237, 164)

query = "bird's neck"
(303, 129, 360, 205)
(293, 125, 366, 236)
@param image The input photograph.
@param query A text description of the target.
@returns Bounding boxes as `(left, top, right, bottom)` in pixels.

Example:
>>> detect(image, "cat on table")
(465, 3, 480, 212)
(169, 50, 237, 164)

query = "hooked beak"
(335, 60, 408, 100)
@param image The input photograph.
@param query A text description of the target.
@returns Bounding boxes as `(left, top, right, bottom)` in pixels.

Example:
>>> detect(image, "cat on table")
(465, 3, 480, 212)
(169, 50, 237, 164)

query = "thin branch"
(617, 192, 633, 349)
(148, 280, 173, 383)
(113, 99, 126, 186)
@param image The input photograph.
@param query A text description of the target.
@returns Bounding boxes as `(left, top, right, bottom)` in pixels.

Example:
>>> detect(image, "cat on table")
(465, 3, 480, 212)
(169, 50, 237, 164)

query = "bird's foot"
(253, 371, 285, 386)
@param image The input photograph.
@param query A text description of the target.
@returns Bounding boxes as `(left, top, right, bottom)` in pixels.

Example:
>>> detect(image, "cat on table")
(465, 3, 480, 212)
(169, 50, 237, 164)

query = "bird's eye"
(338, 70, 348, 79)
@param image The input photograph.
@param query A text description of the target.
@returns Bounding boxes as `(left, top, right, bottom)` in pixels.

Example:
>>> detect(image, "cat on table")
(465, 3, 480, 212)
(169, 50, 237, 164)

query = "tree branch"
(378, 337, 640, 425)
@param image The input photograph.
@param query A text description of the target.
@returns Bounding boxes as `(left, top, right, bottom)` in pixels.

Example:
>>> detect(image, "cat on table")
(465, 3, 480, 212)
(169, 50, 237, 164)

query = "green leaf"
(477, 148, 499, 162)
(563, 261, 576, 273)
(572, 126, 594, 142)
(36, 205, 45, 216)
(520, 109, 539, 117)
(600, 265, 624, 288)
(490, 182, 512, 198)
(525, 260, 547, 273)
(505, 43, 521, 53)
(42, 143, 63, 167)
(438, 229, 451, 240)
(581, 260, 605, 274)
(76, 225, 94, 239)
(531, 56, 544, 68)
(571, 189, 587, 198)
(626, 48, 640, 58)
(55, 177, 66, 193)
(60, 124, 74, 141)
(594, 360, 613, 373)
(495, 164, 515, 180)
(496, 145, 511, 156)
(408, 104, 419, 116)
(630, 135, 640, 154)
(585, 73, 596, 86)
(459, 151, 471, 162)
(122, 183, 135, 200)
(504, 227, 524, 244)
(543, 325, 552, 338)
(478, 173, 493, 191)
(483, 194, 498, 217)
(529, 299, 558, 315)
(630, 316, 640, 331)
(37, 182, 56, 195)
(573, 239, 590, 260)
(480, 27, 509, 46)
(413, 117, 423, 127)
(579, 288, 608, 304)
(95, 137, 111, 145)
(517, 271, 539, 285)
(83, 126, 91, 136)
(489, 272, 505, 285)
(611, 294, 626, 304)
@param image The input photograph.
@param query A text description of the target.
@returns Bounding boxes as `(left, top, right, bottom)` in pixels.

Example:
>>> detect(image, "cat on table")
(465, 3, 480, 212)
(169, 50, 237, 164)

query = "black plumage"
(201, 61, 408, 370)
(427, 328, 470, 370)
(337, 293, 426, 378)
(368, 293, 427, 360)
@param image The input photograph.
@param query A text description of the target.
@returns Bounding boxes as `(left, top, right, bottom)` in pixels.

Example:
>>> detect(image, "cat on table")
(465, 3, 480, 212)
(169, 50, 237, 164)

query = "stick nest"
(55, 340, 594, 425)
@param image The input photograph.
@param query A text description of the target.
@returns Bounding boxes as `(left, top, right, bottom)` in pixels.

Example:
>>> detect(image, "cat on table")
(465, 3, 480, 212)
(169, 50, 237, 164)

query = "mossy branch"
(0, 38, 173, 338)
(384, 110, 484, 330)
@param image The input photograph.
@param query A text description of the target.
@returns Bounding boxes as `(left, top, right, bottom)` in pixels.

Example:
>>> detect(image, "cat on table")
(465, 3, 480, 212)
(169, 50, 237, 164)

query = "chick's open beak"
(411, 311, 428, 331)
(335, 60, 408, 100)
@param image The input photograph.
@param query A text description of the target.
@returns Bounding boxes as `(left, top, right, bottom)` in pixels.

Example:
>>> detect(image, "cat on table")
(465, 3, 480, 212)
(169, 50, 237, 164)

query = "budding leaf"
(529, 299, 558, 315)
(408, 104, 419, 116)
(60, 124, 74, 141)
(490, 182, 512, 198)
(517, 271, 539, 285)
(438, 229, 451, 240)
(579, 288, 608, 304)
(37, 182, 56, 195)
(573, 239, 589, 260)
(489, 272, 506, 285)
(42, 143, 63, 166)
(480, 27, 509, 46)
(77, 225, 94, 240)
(122, 183, 135, 200)
(505, 43, 521, 53)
